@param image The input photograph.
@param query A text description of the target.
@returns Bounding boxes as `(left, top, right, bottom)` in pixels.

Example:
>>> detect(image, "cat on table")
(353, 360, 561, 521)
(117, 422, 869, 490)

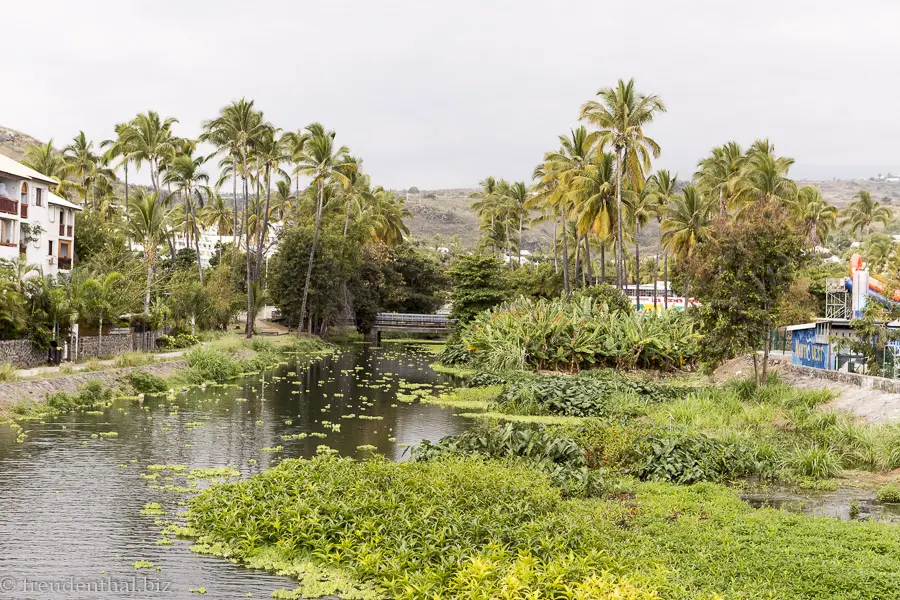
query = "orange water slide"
(850, 253, 900, 301)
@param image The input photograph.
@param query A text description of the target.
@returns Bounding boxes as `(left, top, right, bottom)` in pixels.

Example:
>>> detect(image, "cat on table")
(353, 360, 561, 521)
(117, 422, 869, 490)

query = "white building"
(0, 154, 81, 277)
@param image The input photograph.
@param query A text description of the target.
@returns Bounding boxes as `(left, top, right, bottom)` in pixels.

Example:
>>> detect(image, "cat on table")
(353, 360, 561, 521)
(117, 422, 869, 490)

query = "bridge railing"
(374, 313, 453, 327)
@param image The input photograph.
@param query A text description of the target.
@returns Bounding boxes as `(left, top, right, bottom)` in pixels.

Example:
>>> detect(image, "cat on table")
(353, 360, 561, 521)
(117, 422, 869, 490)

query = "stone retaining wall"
(779, 362, 900, 394)
(0, 360, 186, 407)
(0, 339, 48, 368)
(0, 330, 168, 368)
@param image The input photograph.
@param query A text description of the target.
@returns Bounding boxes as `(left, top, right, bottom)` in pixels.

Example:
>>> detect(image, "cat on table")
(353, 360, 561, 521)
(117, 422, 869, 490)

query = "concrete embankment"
(0, 361, 186, 407)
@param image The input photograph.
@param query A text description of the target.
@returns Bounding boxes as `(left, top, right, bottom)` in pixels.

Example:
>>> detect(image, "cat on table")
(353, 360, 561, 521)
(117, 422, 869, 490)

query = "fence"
(0, 329, 169, 368)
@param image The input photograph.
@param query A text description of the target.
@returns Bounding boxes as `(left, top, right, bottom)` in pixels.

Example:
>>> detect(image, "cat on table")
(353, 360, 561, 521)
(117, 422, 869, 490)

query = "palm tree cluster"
(513, 78, 850, 309)
(469, 177, 531, 267)
(22, 99, 412, 338)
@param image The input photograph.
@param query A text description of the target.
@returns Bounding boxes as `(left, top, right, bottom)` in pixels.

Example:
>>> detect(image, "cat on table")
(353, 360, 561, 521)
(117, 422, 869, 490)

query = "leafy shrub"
(877, 484, 900, 503)
(46, 381, 114, 411)
(411, 421, 604, 497)
(571, 283, 632, 314)
(184, 347, 240, 384)
(173, 333, 201, 348)
(630, 431, 761, 484)
(491, 371, 687, 418)
(460, 295, 701, 372)
(114, 351, 154, 368)
(435, 336, 471, 366)
(129, 371, 169, 394)
(0, 362, 18, 382)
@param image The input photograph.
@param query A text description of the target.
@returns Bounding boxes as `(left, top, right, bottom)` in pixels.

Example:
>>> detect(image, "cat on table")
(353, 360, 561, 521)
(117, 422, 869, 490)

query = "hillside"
(0, 125, 43, 162)
(800, 179, 900, 209)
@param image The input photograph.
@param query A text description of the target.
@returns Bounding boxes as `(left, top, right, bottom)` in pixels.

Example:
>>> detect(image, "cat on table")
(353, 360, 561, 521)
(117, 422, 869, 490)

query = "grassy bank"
(184, 454, 900, 600)
(0, 335, 332, 426)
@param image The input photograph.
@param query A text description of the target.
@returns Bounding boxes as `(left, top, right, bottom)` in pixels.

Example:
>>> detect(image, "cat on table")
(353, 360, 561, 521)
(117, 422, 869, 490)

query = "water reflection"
(0, 344, 468, 599)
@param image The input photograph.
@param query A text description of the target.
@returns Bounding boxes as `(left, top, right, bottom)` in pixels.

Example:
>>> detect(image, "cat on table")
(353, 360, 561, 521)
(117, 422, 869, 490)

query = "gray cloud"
(2, 0, 897, 188)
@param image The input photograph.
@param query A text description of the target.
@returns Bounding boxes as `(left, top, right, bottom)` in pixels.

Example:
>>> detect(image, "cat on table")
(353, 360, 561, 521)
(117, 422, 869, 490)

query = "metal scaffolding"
(825, 278, 850, 320)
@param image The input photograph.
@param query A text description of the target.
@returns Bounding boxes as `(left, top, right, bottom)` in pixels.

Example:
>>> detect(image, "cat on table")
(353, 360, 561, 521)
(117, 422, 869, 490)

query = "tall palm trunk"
(663, 253, 669, 309)
(600, 242, 606, 283)
(505, 219, 512, 269)
(634, 237, 641, 310)
(343, 197, 352, 237)
(299, 180, 324, 336)
(615, 146, 625, 289)
(189, 194, 203, 284)
(232, 171, 239, 247)
(144, 252, 153, 315)
(243, 174, 253, 338)
(255, 165, 273, 278)
(574, 231, 582, 288)
(125, 162, 132, 252)
(719, 188, 726, 219)
(517, 216, 523, 268)
(654, 225, 661, 310)
(584, 235, 593, 286)
(559, 208, 570, 297)
(553, 216, 559, 274)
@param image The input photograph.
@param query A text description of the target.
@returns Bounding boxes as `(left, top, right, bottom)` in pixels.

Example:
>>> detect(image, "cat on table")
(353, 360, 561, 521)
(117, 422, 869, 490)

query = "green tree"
(447, 254, 509, 323)
(125, 111, 178, 192)
(293, 123, 356, 334)
(124, 189, 170, 315)
(80, 272, 125, 355)
(646, 169, 678, 308)
(661, 185, 712, 262)
(788, 186, 837, 246)
(579, 79, 666, 288)
(685, 200, 806, 384)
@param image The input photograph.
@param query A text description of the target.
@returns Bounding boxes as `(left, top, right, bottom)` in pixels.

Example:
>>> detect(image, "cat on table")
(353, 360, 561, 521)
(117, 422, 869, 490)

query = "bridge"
(369, 313, 454, 344)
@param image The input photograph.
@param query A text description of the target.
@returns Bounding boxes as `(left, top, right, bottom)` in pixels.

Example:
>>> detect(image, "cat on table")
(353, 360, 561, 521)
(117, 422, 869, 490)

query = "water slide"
(846, 253, 900, 313)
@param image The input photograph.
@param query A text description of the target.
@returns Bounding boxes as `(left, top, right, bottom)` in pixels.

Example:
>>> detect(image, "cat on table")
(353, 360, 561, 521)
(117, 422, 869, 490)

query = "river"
(0, 343, 469, 599)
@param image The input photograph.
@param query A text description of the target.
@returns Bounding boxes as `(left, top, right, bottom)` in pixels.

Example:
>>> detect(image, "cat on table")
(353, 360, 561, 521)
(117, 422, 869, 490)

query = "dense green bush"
(411, 421, 604, 497)
(129, 371, 169, 394)
(46, 381, 114, 411)
(630, 431, 763, 484)
(184, 347, 240, 383)
(491, 370, 687, 418)
(571, 283, 632, 313)
(460, 295, 701, 372)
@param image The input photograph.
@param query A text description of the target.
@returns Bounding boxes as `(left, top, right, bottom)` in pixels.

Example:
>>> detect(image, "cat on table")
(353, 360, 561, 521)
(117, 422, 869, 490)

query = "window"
(59, 210, 64, 224)
(35, 188, 43, 207)
(20, 182, 28, 205)
(59, 241, 70, 258)
(48, 240, 53, 256)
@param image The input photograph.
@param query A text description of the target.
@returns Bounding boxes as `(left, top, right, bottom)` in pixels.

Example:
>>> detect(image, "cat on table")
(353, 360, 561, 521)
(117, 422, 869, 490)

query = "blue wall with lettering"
(792, 328, 830, 369)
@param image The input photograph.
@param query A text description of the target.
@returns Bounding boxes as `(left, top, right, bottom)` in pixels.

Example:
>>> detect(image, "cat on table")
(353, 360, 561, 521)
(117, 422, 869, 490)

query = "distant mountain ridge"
(0, 125, 43, 162)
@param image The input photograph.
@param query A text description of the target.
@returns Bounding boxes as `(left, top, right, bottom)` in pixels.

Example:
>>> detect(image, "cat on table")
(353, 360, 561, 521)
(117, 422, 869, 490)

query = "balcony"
(67, 225, 73, 237)
(58, 224, 73, 238)
(20, 203, 27, 219)
(0, 197, 17, 216)
(58, 257, 72, 270)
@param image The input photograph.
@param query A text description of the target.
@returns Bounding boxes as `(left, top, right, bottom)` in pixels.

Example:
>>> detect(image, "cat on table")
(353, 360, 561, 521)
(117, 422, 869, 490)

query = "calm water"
(0, 343, 469, 599)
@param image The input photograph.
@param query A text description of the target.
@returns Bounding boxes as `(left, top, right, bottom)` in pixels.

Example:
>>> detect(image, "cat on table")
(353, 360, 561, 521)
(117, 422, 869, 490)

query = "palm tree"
(101, 123, 137, 216)
(125, 111, 178, 192)
(164, 153, 212, 282)
(507, 181, 531, 268)
(580, 78, 666, 288)
(251, 128, 290, 280)
(646, 170, 678, 308)
(201, 99, 269, 336)
(661, 185, 712, 261)
(125, 189, 170, 314)
(629, 185, 654, 305)
(365, 187, 411, 246)
(571, 152, 617, 284)
(842, 190, 893, 267)
(470, 177, 501, 254)
(736, 142, 796, 208)
(294, 123, 355, 334)
(694, 142, 744, 218)
(539, 126, 598, 295)
(200, 193, 234, 257)
(63, 131, 97, 205)
(23, 141, 68, 195)
(788, 186, 837, 246)
(81, 272, 125, 356)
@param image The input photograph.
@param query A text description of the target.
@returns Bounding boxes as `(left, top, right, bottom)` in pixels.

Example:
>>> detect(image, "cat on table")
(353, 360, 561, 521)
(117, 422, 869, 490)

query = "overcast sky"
(3, 1, 899, 188)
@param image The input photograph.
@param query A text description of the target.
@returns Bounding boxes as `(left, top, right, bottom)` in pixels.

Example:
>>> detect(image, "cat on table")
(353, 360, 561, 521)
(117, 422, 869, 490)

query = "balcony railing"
(58, 257, 72, 270)
(20, 203, 28, 219)
(0, 197, 17, 216)
(59, 223, 73, 237)
(67, 225, 73, 237)
(0, 241, 17, 248)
